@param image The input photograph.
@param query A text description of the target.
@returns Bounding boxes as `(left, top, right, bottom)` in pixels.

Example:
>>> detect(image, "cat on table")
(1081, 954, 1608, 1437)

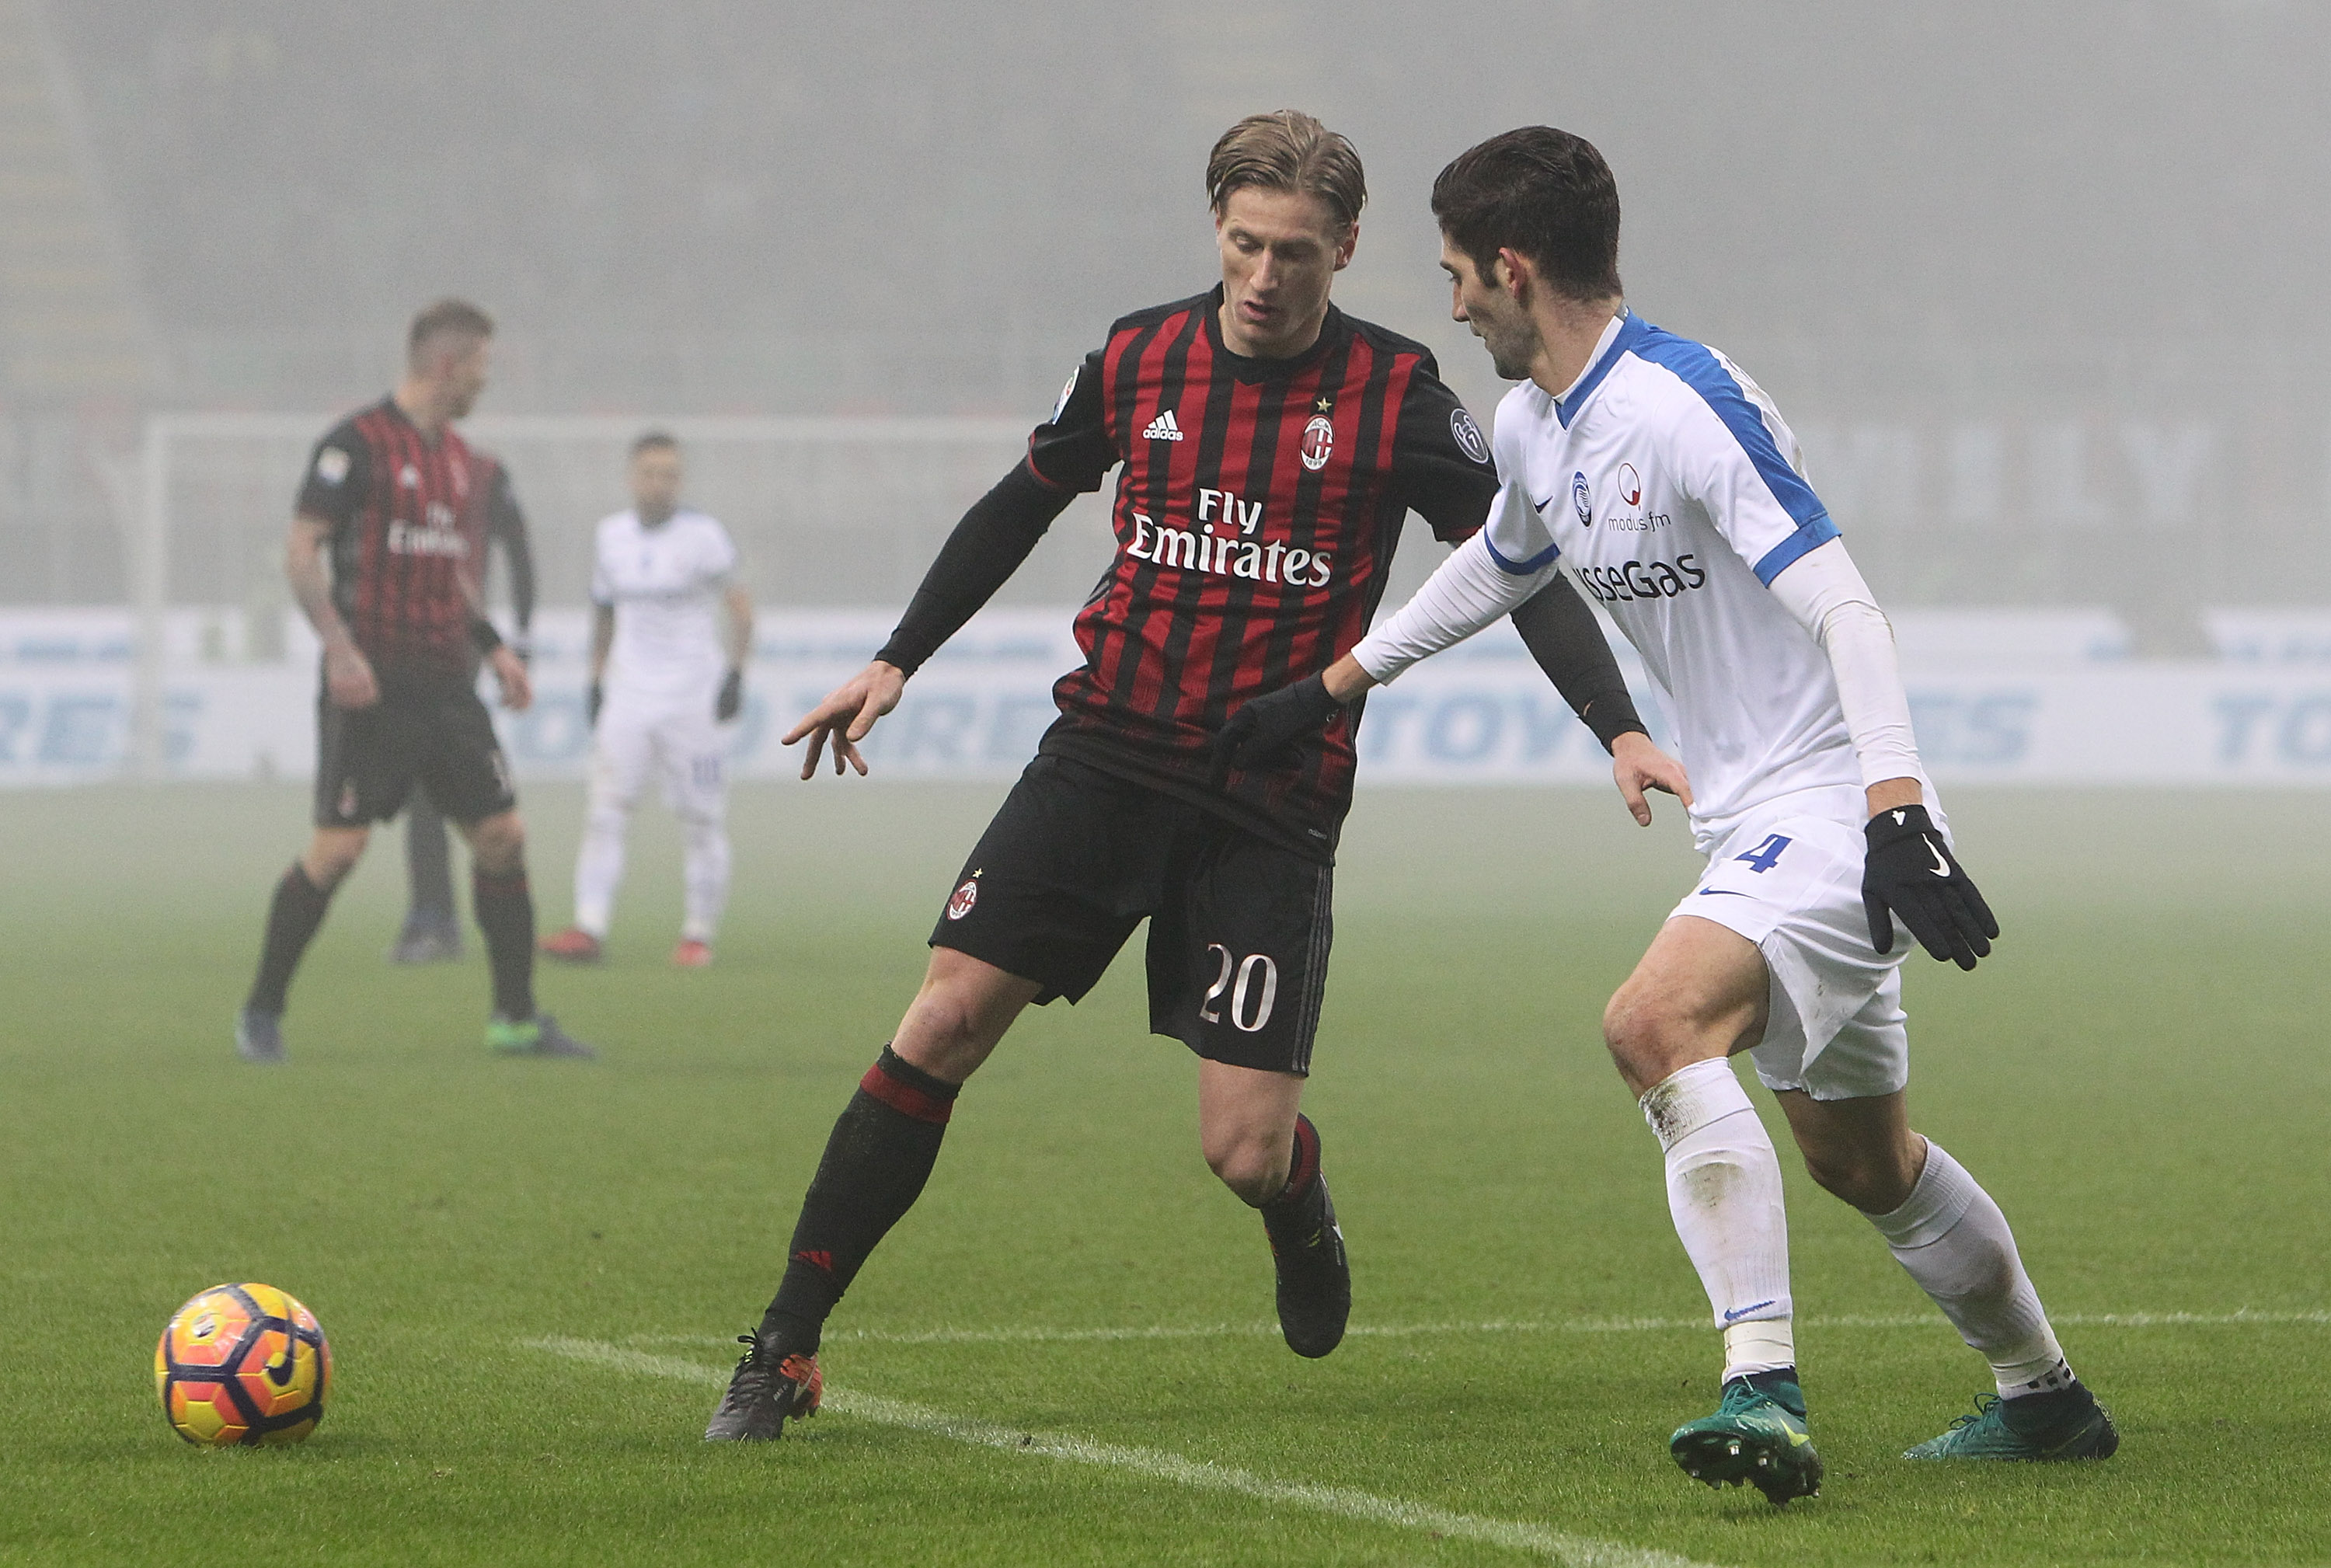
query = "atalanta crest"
(1572, 471, 1593, 528)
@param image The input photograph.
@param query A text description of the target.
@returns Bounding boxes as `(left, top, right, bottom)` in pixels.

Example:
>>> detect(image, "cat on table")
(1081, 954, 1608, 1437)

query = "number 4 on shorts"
(1734, 833, 1792, 874)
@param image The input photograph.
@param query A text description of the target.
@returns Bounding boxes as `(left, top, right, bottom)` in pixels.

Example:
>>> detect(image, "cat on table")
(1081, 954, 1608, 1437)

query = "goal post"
(124, 411, 1111, 776)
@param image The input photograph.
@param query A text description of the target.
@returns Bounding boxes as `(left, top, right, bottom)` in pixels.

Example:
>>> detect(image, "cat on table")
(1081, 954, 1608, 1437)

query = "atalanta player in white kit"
(542, 433, 753, 967)
(1233, 129, 2118, 1500)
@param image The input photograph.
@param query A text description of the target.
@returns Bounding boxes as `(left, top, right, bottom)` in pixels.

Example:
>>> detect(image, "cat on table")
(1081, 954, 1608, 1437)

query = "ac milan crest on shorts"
(312, 674, 516, 828)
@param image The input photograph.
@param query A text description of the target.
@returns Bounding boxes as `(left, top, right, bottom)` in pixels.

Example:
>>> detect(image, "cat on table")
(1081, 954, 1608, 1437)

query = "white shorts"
(1671, 796, 1910, 1103)
(590, 690, 730, 824)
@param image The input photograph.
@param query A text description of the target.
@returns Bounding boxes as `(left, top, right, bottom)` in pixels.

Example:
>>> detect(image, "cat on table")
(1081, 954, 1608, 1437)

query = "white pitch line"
(526, 1336, 1727, 1568)
(629, 1305, 2331, 1351)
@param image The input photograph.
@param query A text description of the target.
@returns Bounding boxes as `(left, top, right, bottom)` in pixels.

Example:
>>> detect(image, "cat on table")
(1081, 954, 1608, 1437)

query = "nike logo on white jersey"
(1926, 841, 1951, 877)
(1142, 409, 1185, 442)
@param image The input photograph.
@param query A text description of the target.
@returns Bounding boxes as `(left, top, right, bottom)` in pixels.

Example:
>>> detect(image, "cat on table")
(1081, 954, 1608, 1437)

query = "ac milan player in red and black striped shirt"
(706, 113, 1684, 1440)
(232, 299, 591, 1064)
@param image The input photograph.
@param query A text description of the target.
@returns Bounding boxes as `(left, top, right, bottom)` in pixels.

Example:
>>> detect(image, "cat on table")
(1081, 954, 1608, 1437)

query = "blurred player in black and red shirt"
(233, 299, 591, 1064)
(705, 113, 1683, 1440)
(388, 450, 535, 967)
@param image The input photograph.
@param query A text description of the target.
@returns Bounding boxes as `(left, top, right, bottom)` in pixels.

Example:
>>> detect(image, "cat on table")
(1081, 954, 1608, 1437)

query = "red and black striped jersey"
(294, 399, 519, 680)
(1025, 287, 1500, 860)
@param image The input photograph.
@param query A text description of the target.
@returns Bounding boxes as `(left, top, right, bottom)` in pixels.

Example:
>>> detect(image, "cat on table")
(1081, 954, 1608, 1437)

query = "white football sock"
(572, 788, 630, 939)
(1866, 1140, 2072, 1399)
(1642, 1058, 1796, 1383)
(679, 810, 730, 944)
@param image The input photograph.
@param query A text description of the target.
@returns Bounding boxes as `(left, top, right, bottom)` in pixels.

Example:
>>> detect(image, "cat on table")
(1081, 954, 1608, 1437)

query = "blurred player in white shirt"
(542, 432, 753, 967)
(1224, 127, 2116, 1503)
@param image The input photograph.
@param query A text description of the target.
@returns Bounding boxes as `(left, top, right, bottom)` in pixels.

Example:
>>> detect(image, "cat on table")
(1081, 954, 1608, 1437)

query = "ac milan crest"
(1299, 414, 1335, 472)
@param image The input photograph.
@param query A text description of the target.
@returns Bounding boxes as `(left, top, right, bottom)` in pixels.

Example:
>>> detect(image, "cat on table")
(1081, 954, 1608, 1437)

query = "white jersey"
(1482, 312, 1892, 846)
(591, 507, 737, 702)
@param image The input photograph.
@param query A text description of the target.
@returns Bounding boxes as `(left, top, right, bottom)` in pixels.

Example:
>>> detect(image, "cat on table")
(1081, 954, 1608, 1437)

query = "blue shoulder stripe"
(1552, 312, 1649, 429)
(1483, 530, 1561, 575)
(1627, 325, 1838, 585)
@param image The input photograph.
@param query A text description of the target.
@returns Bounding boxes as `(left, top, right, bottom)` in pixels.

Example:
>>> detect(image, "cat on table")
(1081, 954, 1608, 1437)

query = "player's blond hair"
(1206, 111, 1365, 232)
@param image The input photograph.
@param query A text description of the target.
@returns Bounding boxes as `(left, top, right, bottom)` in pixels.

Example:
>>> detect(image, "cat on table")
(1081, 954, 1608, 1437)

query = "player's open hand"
(1862, 803, 1998, 970)
(1210, 674, 1343, 791)
(1611, 730, 1690, 826)
(323, 639, 379, 710)
(488, 644, 532, 712)
(784, 660, 905, 779)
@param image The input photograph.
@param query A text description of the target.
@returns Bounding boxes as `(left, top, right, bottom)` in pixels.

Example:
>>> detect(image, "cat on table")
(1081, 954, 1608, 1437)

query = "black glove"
(1210, 674, 1343, 791)
(585, 681, 603, 728)
(716, 667, 744, 723)
(1862, 803, 1998, 970)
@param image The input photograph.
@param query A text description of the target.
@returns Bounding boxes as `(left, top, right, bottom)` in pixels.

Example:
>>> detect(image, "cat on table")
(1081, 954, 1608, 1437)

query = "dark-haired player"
(1246, 127, 2113, 1498)
(233, 299, 591, 1063)
(703, 112, 1684, 1440)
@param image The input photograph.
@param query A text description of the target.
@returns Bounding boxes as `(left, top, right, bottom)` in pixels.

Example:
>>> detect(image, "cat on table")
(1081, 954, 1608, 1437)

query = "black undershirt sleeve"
(874, 463, 1078, 677)
(487, 468, 536, 633)
(1507, 577, 1647, 752)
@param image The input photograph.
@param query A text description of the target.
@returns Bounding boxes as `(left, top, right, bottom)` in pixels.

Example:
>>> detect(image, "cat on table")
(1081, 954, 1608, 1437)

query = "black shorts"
(313, 677, 516, 829)
(931, 754, 1333, 1075)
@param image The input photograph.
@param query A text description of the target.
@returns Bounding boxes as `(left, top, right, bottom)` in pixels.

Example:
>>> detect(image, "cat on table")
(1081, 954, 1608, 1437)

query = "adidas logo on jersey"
(1141, 409, 1185, 442)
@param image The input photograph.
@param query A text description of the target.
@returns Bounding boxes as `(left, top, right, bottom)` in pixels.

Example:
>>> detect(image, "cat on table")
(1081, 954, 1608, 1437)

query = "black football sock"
(759, 1045, 961, 1356)
(246, 862, 336, 1016)
(404, 797, 456, 923)
(471, 866, 537, 1019)
(1998, 1376, 2093, 1436)
(1258, 1113, 1325, 1240)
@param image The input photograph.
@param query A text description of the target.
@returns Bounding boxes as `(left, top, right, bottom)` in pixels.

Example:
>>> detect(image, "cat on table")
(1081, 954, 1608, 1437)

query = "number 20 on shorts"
(1200, 944, 1280, 1032)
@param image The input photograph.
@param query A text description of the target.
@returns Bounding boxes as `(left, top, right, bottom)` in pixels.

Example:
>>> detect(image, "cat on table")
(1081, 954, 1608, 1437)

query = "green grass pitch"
(4, 779, 2328, 1566)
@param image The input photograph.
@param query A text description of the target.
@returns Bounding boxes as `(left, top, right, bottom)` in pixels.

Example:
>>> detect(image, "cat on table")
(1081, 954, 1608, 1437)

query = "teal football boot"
(1671, 1374, 1823, 1504)
(486, 1012, 597, 1058)
(1904, 1385, 2118, 1461)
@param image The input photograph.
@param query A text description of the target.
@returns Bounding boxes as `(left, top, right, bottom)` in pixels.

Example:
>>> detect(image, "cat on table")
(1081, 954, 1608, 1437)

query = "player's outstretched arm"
(794, 462, 1075, 781)
(783, 660, 905, 779)
(1217, 501, 1568, 784)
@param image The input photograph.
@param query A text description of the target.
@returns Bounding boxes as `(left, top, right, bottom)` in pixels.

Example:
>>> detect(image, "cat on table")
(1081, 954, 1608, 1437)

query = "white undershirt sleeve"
(1763, 535, 1922, 789)
(1350, 480, 1564, 684)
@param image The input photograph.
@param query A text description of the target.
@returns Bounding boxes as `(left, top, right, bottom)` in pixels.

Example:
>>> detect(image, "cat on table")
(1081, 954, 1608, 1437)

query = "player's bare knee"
(1204, 1134, 1288, 1207)
(467, 813, 526, 874)
(1603, 987, 1687, 1084)
(303, 828, 368, 888)
(894, 984, 998, 1083)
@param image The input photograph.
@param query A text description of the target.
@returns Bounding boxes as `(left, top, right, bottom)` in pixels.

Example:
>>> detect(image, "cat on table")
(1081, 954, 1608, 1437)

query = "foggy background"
(3, 0, 2328, 645)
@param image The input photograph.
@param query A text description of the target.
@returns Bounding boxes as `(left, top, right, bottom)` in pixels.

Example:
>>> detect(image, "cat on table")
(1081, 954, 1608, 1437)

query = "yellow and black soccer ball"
(155, 1284, 330, 1447)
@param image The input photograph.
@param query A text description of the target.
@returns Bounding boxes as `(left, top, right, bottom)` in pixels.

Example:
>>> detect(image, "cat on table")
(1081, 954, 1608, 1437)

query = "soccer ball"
(154, 1284, 331, 1447)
